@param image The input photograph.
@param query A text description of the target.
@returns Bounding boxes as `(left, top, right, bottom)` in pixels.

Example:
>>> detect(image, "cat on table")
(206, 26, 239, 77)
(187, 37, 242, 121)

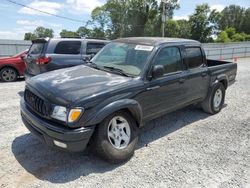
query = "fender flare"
(87, 99, 143, 127)
(211, 74, 228, 89)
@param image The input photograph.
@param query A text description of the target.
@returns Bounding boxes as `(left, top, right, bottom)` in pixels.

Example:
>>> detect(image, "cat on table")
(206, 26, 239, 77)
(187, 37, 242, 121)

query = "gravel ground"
(0, 58, 249, 188)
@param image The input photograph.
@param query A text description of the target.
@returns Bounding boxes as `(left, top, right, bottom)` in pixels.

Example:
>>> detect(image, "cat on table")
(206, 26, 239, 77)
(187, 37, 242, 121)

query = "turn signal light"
(68, 109, 83, 123)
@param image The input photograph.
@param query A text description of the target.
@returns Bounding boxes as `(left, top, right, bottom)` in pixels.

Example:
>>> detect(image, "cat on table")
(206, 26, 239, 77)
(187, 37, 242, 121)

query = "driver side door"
(137, 46, 188, 121)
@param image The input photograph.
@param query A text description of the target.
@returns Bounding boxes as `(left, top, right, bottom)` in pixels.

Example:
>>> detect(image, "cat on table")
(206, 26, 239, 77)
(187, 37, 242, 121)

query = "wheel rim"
(2, 68, 16, 81)
(107, 116, 131, 149)
(213, 88, 223, 108)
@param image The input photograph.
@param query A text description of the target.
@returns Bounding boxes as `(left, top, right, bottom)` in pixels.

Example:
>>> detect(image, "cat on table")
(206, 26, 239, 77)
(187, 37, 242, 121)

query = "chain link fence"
(204, 46, 250, 60)
(0, 39, 249, 59)
(0, 39, 31, 57)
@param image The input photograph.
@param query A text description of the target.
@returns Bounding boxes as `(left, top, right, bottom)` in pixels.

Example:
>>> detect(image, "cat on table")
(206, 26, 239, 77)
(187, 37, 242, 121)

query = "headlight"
(68, 108, 83, 123)
(51, 106, 83, 123)
(51, 106, 67, 122)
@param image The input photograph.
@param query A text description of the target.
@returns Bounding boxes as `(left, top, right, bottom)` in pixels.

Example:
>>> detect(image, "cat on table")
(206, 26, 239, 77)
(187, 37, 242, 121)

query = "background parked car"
(24, 38, 109, 79)
(0, 50, 27, 82)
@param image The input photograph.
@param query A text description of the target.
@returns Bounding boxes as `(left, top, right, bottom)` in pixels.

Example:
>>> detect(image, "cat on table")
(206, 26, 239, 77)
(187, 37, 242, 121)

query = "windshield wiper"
(103, 66, 131, 77)
(86, 61, 100, 70)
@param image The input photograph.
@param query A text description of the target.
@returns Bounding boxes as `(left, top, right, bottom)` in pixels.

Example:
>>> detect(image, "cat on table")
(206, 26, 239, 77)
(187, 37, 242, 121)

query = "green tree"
(176, 19, 191, 38)
(219, 5, 245, 32)
(242, 8, 250, 34)
(33, 26, 54, 38)
(24, 26, 54, 40)
(91, 6, 110, 34)
(189, 4, 216, 42)
(165, 19, 179, 37)
(161, 0, 180, 19)
(91, 28, 106, 38)
(24, 32, 36, 40)
(77, 26, 93, 37)
(60, 29, 79, 38)
(92, 0, 179, 39)
(224, 27, 236, 38)
(216, 31, 230, 42)
(231, 33, 246, 42)
(144, 5, 161, 37)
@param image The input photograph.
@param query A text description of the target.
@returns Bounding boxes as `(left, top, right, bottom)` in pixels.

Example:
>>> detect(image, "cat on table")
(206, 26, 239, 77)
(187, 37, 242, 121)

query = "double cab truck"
(20, 37, 237, 163)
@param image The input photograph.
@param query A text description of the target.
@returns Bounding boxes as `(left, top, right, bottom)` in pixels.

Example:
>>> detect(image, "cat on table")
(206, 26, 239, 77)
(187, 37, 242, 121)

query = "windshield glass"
(29, 43, 44, 55)
(91, 42, 153, 76)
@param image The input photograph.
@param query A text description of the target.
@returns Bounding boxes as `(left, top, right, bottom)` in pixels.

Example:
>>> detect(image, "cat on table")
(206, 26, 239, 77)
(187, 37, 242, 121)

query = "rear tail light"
(36, 57, 51, 65)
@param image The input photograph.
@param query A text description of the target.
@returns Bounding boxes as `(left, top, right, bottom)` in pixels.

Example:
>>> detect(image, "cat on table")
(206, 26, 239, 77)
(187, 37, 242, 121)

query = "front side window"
(86, 42, 106, 55)
(91, 42, 153, 76)
(154, 47, 183, 75)
(54, 41, 81, 55)
(186, 47, 203, 69)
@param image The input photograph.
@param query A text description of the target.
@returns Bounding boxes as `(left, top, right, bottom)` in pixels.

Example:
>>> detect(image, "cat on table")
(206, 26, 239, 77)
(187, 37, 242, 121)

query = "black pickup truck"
(20, 37, 237, 163)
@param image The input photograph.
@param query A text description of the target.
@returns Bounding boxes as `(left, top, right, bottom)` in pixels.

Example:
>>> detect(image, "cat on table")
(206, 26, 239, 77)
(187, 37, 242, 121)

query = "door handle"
(146, 86, 160, 90)
(178, 78, 186, 83)
(201, 72, 208, 77)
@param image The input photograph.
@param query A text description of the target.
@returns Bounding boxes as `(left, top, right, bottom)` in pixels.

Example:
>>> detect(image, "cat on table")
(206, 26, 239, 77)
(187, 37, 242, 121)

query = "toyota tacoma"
(20, 37, 237, 163)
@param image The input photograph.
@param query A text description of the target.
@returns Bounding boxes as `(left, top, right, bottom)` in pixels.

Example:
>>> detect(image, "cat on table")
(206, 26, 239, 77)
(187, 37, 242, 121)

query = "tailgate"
(25, 39, 47, 76)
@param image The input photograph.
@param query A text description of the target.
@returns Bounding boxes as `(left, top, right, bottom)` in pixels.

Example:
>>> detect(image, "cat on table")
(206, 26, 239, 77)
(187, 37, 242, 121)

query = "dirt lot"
(0, 58, 249, 188)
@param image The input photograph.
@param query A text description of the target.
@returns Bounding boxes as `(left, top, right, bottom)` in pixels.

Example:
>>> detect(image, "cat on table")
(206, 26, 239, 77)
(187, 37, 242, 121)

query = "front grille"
(24, 89, 51, 117)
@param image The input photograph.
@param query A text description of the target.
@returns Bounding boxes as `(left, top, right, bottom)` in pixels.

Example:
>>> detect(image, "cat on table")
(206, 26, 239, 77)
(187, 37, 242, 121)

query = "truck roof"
(114, 37, 200, 46)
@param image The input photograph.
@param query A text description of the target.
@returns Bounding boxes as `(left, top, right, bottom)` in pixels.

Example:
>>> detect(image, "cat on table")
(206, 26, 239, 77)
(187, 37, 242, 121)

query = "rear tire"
(201, 82, 225, 114)
(0, 67, 18, 82)
(91, 110, 138, 164)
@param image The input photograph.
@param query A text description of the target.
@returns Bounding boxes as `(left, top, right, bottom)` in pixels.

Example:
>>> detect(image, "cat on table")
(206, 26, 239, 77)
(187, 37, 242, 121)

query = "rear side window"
(86, 43, 106, 55)
(29, 43, 44, 55)
(54, 41, 81, 55)
(154, 47, 183, 75)
(186, 47, 203, 69)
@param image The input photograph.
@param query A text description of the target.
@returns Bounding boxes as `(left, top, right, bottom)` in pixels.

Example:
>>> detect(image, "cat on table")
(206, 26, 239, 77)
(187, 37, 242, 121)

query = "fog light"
(53, 140, 67, 148)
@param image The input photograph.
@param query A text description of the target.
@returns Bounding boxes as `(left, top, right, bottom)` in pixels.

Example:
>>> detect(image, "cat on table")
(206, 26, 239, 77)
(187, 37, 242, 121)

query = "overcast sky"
(0, 0, 249, 40)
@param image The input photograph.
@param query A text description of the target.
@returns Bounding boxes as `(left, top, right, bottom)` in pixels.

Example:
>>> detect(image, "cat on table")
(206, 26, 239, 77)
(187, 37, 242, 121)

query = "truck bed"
(207, 59, 233, 67)
(207, 59, 237, 87)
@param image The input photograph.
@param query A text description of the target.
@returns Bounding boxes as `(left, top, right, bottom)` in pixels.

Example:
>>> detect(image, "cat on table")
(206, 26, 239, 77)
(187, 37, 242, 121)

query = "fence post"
(15, 44, 18, 55)
(220, 48, 222, 60)
(232, 48, 234, 59)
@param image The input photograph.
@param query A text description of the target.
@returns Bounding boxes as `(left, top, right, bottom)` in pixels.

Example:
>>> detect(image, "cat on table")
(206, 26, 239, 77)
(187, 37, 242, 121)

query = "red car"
(0, 50, 27, 82)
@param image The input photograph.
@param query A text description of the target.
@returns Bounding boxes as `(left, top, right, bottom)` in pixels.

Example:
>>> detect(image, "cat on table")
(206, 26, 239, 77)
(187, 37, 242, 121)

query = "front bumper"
(20, 99, 95, 152)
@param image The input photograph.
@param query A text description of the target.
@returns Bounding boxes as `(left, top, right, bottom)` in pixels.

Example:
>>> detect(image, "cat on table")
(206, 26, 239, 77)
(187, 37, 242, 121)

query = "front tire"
(0, 67, 18, 82)
(92, 110, 138, 164)
(202, 82, 225, 114)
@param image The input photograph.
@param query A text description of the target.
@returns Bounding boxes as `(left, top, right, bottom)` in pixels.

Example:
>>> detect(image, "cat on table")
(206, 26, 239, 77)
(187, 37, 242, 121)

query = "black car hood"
(27, 65, 132, 105)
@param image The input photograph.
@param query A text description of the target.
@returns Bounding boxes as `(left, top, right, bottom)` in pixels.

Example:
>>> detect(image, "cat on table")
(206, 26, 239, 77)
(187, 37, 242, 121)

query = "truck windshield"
(91, 42, 153, 76)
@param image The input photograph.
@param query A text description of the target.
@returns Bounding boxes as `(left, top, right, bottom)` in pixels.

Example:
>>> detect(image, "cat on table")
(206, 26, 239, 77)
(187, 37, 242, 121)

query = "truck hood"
(26, 65, 132, 105)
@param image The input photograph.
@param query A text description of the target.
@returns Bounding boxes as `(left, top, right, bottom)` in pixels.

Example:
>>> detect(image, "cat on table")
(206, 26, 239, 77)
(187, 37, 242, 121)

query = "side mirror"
(82, 54, 95, 63)
(90, 53, 95, 59)
(82, 56, 91, 63)
(152, 65, 164, 79)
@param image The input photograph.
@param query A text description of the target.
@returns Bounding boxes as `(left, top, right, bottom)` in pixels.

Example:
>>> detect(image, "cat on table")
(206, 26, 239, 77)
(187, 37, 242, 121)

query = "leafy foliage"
(216, 31, 230, 43)
(219, 5, 245, 32)
(189, 4, 216, 42)
(24, 27, 54, 40)
(60, 29, 79, 38)
(23, 2, 250, 43)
